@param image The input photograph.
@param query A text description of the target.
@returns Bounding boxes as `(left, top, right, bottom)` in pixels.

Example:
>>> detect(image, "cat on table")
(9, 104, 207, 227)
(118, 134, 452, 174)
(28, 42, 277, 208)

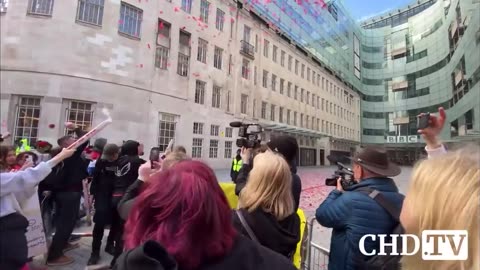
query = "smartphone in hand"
(149, 147, 161, 169)
(417, 113, 430, 130)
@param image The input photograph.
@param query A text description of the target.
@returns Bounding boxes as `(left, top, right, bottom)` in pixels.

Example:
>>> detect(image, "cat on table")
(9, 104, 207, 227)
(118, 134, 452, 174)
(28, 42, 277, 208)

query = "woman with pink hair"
(117, 160, 295, 270)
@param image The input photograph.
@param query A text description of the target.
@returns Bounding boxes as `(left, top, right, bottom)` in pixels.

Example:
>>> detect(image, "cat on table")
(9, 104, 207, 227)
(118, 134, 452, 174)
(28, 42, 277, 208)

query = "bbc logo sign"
(359, 230, 468, 260)
(386, 135, 419, 143)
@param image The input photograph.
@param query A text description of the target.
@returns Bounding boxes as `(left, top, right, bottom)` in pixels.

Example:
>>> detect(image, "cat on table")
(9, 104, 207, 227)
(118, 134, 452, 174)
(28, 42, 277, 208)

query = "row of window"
(156, 16, 229, 76)
(10, 95, 180, 152)
(256, 101, 357, 139)
(362, 53, 452, 86)
(192, 138, 234, 159)
(194, 80, 232, 111)
(241, 24, 350, 93)
(194, 78, 358, 126)
(255, 69, 356, 107)
(192, 122, 233, 138)
(9, 0, 229, 40)
(12, 96, 96, 145)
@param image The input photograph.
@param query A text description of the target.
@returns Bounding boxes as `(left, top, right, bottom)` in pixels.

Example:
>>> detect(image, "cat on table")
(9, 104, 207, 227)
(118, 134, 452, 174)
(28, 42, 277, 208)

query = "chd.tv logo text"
(359, 230, 468, 260)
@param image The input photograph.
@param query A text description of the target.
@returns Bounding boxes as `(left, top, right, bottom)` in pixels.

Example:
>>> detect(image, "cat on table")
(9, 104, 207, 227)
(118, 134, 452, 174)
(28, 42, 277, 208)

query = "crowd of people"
(0, 107, 478, 270)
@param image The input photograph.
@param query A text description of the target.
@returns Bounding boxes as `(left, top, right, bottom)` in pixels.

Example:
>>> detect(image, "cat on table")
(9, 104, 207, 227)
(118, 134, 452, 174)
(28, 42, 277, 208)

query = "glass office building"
(250, 0, 480, 164)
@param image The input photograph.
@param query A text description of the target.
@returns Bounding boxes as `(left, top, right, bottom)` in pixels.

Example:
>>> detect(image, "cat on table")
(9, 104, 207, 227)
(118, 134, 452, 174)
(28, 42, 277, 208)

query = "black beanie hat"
(267, 135, 299, 163)
(93, 138, 107, 152)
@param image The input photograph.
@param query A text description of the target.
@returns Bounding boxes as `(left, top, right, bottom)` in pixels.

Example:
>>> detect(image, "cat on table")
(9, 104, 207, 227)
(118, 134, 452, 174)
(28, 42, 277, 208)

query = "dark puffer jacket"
(232, 208, 300, 258)
(113, 235, 296, 270)
(315, 177, 404, 270)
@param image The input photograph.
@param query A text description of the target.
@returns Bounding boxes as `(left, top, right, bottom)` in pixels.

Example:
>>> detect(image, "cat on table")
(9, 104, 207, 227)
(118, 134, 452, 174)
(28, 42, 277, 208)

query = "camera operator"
(315, 147, 404, 270)
(234, 135, 302, 211)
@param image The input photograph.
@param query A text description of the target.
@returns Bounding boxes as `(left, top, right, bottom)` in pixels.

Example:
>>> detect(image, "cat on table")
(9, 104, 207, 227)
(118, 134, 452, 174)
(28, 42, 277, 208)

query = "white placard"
(22, 189, 47, 257)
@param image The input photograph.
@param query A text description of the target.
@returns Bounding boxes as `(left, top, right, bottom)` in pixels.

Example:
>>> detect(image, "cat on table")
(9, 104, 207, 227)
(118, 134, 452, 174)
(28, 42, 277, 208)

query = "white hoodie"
(0, 161, 55, 218)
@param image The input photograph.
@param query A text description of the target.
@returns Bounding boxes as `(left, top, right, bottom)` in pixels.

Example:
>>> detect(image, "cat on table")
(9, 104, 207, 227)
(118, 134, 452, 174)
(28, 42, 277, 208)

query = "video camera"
(325, 161, 356, 190)
(229, 121, 263, 149)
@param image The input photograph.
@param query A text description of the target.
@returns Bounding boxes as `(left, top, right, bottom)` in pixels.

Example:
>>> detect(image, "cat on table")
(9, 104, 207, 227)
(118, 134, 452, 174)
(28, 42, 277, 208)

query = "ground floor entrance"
(299, 148, 316, 166)
(386, 146, 425, 166)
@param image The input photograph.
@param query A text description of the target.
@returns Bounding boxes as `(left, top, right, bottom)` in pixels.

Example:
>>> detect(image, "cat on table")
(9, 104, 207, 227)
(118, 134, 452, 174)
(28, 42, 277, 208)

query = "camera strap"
(355, 187, 402, 222)
(235, 210, 259, 243)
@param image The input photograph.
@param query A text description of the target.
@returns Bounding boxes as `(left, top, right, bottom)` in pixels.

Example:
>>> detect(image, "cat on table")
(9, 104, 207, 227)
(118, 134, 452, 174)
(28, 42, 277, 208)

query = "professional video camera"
(229, 121, 263, 149)
(325, 160, 356, 190)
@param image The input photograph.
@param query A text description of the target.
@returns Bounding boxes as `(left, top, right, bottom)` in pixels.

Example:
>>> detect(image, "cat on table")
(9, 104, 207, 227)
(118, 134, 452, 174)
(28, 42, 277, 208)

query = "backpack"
(354, 187, 405, 270)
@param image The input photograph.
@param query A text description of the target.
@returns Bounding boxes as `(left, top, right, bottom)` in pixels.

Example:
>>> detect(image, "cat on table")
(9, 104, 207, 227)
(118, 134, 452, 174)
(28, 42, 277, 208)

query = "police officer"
(230, 149, 242, 182)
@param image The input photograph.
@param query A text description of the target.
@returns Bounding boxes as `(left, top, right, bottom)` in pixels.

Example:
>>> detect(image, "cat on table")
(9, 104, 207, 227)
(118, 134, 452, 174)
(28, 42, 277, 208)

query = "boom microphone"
(229, 121, 243, 127)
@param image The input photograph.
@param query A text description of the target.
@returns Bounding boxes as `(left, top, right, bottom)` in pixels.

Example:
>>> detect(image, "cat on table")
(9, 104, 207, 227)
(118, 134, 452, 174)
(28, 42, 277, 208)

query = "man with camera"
(315, 147, 404, 270)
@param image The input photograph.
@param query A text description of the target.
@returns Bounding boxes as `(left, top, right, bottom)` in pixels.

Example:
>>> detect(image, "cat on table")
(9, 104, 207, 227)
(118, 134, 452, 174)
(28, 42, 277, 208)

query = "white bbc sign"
(386, 136, 419, 143)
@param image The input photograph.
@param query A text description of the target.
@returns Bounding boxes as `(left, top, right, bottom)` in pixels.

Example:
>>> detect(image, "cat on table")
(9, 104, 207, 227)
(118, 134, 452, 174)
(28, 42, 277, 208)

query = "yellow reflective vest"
(232, 159, 242, 172)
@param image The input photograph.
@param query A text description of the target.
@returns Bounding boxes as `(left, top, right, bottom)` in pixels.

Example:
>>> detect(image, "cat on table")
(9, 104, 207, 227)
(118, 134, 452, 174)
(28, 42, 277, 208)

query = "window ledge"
(76, 20, 102, 29)
(26, 13, 52, 18)
(118, 31, 141, 41)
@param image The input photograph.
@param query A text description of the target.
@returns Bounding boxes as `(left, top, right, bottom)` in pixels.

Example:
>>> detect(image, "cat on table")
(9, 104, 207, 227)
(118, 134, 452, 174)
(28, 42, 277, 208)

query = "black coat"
(90, 158, 118, 224)
(234, 163, 302, 211)
(113, 235, 296, 270)
(232, 208, 300, 258)
(117, 179, 144, 220)
(51, 141, 90, 192)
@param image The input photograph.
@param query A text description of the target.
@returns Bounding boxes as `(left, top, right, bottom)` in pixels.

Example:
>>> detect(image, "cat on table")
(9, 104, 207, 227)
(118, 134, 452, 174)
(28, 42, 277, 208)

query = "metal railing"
(304, 218, 329, 270)
(240, 40, 255, 59)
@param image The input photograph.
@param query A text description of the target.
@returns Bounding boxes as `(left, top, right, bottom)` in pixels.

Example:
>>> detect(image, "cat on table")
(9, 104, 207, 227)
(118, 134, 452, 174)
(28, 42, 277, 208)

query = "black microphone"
(229, 121, 243, 127)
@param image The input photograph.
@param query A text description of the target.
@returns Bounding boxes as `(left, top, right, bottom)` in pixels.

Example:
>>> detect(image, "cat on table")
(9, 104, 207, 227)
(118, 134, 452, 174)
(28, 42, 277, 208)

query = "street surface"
(31, 166, 413, 270)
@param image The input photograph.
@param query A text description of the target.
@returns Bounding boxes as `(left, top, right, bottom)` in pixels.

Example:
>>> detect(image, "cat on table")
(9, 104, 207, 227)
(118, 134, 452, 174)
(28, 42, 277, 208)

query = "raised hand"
(418, 107, 446, 149)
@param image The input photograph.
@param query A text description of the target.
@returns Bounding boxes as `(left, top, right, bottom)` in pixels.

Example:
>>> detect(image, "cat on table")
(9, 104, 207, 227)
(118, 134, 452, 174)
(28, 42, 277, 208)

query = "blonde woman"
(233, 150, 300, 259)
(400, 108, 479, 270)
(400, 148, 479, 270)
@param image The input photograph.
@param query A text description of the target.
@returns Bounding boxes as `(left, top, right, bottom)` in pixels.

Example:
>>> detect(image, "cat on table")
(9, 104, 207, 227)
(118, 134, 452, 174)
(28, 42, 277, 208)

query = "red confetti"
(159, 21, 164, 29)
(48, 124, 55, 129)
(174, 7, 180, 12)
(147, 43, 151, 49)
(159, 11, 163, 14)
(230, 18, 235, 23)
(118, 19, 123, 24)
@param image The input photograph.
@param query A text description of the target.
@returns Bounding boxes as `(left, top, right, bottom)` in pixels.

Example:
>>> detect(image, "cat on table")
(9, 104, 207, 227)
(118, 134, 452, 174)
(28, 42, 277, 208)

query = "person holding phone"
(109, 140, 146, 267)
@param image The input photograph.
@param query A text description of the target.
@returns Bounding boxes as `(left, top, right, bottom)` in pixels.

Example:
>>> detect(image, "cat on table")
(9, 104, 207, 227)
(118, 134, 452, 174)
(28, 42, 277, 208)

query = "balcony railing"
(240, 40, 255, 59)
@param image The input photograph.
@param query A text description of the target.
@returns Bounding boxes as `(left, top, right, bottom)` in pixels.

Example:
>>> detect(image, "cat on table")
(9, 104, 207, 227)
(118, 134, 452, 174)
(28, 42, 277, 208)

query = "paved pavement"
(31, 166, 413, 269)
